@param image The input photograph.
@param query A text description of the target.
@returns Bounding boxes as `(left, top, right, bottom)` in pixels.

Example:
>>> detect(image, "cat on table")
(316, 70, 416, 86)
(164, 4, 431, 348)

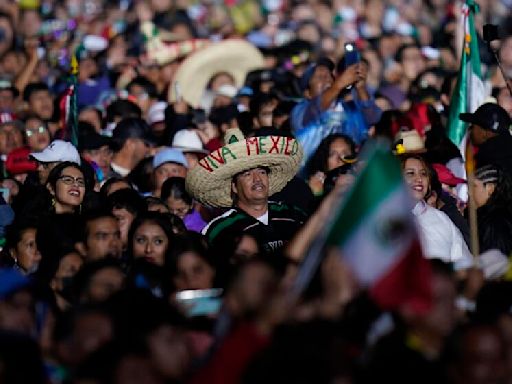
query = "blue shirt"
(290, 91, 382, 169)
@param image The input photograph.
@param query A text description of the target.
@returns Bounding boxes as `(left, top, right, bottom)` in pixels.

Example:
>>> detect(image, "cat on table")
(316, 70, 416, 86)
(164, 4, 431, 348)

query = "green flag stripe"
(326, 148, 403, 246)
(446, 0, 482, 147)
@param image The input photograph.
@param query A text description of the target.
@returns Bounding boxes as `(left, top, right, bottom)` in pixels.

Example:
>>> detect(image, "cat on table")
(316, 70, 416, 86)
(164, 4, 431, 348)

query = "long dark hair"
(477, 165, 512, 208)
(126, 211, 175, 261)
(305, 134, 356, 177)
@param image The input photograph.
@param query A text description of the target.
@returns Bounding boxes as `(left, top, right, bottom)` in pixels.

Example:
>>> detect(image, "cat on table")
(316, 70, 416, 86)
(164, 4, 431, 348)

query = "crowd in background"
(1, 0, 512, 383)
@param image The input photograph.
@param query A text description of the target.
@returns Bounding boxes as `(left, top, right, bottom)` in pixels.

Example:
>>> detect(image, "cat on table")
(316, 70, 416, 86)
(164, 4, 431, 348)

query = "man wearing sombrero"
(186, 129, 306, 254)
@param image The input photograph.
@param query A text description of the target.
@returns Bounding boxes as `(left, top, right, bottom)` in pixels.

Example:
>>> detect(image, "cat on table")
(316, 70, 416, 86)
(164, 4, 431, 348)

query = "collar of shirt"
(412, 200, 427, 216)
(111, 162, 130, 177)
(256, 210, 269, 225)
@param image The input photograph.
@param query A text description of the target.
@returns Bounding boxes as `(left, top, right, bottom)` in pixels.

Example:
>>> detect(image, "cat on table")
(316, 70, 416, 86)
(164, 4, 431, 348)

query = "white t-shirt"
(256, 211, 269, 225)
(412, 201, 473, 270)
(110, 162, 131, 177)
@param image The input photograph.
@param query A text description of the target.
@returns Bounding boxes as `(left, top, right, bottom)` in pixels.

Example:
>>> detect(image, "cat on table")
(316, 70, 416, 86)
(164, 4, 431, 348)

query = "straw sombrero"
(186, 130, 303, 207)
(168, 40, 265, 107)
(393, 130, 426, 155)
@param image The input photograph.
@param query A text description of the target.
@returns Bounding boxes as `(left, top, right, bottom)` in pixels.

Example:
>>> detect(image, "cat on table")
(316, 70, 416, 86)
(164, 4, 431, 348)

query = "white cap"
(147, 101, 167, 125)
(172, 129, 209, 154)
(30, 140, 81, 165)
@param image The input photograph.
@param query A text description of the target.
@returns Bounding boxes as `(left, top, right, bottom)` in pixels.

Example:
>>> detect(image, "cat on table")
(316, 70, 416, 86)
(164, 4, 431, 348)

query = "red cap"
(5, 146, 38, 175)
(406, 103, 431, 138)
(432, 163, 466, 186)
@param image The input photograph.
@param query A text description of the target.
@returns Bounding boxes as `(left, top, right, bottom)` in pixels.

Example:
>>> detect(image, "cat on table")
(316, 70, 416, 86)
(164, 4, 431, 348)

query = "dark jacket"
(477, 204, 512, 255)
(440, 194, 470, 247)
(476, 133, 512, 178)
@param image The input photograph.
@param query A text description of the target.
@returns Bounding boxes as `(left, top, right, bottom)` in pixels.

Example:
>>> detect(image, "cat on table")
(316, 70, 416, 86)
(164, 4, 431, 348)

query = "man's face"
(37, 161, 58, 185)
(154, 162, 187, 194)
(470, 124, 490, 146)
(232, 167, 269, 207)
(85, 217, 123, 260)
(0, 89, 15, 112)
(129, 138, 149, 164)
(0, 123, 23, 155)
(29, 90, 54, 120)
(307, 66, 334, 99)
(25, 117, 50, 152)
(82, 145, 113, 176)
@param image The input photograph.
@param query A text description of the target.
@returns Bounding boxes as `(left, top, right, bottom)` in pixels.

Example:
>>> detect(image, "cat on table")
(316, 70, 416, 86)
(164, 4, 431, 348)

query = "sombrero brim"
(393, 148, 427, 156)
(186, 136, 303, 207)
(169, 39, 265, 107)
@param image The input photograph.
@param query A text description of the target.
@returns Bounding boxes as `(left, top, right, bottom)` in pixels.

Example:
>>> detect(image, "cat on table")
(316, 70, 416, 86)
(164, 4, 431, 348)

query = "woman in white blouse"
(401, 154, 473, 270)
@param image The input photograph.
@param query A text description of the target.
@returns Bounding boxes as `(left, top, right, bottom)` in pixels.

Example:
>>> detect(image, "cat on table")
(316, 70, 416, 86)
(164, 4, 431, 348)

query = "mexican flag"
(293, 143, 431, 313)
(446, 0, 486, 149)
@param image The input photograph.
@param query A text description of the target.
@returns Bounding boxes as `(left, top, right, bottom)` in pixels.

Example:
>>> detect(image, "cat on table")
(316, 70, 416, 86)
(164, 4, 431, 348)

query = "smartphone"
(175, 289, 223, 317)
(344, 42, 360, 66)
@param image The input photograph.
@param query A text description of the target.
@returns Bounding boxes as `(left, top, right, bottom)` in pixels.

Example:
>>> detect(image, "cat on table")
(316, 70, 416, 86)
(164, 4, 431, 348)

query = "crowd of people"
(1, 0, 512, 382)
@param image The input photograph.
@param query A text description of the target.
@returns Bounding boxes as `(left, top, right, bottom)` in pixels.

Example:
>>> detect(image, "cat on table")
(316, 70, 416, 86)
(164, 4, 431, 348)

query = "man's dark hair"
(99, 177, 132, 196)
(80, 210, 118, 243)
(23, 82, 50, 102)
(105, 99, 142, 123)
(106, 188, 145, 216)
(111, 117, 151, 151)
(127, 76, 158, 99)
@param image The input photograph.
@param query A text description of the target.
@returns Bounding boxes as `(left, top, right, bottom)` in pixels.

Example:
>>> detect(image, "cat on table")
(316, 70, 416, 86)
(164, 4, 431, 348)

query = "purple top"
(184, 209, 207, 233)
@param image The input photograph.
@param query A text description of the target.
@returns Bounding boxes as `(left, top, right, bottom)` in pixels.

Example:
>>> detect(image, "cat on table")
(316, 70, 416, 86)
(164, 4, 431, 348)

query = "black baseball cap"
(459, 103, 511, 133)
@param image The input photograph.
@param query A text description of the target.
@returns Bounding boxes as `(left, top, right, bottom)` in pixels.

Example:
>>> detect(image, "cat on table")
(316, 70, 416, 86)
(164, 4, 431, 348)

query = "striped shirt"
(202, 201, 307, 254)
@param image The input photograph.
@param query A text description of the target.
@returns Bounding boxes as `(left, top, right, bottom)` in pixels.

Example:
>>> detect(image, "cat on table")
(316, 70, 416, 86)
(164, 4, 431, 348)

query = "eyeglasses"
(25, 126, 46, 137)
(57, 175, 86, 187)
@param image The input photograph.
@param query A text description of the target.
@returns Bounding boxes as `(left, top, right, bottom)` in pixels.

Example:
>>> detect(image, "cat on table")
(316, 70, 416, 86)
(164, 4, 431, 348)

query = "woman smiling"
(46, 162, 87, 214)
(401, 155, 472, 270)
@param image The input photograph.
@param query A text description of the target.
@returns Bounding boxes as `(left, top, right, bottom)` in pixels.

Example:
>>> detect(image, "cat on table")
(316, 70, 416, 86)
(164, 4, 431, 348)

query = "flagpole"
(465, 139, 479, 261)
